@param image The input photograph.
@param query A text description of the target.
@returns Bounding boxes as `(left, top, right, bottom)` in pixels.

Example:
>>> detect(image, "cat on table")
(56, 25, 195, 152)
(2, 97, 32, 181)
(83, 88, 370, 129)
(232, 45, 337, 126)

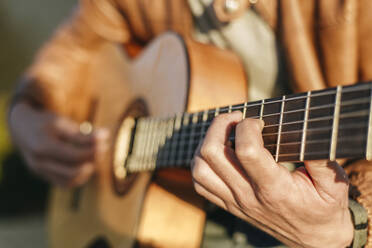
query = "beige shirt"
(188, 0, 282, 101)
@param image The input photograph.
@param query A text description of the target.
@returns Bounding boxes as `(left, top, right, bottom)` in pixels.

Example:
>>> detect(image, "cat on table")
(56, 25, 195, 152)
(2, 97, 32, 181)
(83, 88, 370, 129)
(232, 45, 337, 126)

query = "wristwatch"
(348, 199, 368, 248)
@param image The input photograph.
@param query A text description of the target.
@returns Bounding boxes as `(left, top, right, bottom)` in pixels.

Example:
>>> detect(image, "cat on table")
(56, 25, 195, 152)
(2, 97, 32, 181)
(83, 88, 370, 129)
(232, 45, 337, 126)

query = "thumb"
(305, 160, 349, 202)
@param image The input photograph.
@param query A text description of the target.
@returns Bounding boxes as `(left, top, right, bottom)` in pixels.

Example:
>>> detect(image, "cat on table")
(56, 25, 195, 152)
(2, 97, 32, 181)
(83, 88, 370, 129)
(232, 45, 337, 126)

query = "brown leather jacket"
(15, 0, 372, 246)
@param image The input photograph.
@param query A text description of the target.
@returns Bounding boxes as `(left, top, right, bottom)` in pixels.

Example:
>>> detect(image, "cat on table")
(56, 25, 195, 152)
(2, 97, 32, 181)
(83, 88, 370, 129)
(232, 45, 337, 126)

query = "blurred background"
(0, 1, 76, 247)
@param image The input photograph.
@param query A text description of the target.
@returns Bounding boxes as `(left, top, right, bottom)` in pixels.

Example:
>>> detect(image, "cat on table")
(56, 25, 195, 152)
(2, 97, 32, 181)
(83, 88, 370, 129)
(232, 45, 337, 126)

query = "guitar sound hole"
(87, 237, 111, 248)
(111, 98, 148, 196)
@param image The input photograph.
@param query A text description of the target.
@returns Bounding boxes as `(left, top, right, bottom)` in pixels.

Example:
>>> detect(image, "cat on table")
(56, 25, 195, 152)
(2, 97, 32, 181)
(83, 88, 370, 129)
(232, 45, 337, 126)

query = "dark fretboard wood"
(125, 81, 372, 173)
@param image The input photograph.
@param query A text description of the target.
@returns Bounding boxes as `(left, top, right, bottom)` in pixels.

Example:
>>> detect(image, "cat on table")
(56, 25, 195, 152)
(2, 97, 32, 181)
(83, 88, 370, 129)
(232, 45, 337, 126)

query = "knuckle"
(251, 118, 264, 130)
(236, 144, 259, 162)
(213, 113, 229, 123)
(233, 185, 262, 213)
(200, 142, 219, 162)
(239, 118, 262, 132)
(233, 187, 255, 210)
(247, 118, 263, 128)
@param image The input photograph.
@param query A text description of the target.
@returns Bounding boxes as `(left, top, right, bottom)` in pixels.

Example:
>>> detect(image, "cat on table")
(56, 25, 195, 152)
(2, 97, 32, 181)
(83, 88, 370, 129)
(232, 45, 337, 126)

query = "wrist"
(342, 211, 355, 248)
(299, 210, 353, 248)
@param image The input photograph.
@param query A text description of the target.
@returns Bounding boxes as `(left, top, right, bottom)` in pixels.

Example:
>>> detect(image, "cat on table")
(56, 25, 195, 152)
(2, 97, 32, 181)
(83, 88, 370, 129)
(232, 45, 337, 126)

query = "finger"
(43, 138, 95, 164)
(23, 153, 75, 187)
(39, 170, 68, 187)
(193, 181, 258, 225)
(53, 118, 94, 146)
(93, 128, 110, 154)
(192, 155, 237, 204)
(40, 159, 94, 187)
(304, 160, 349, 202)
(193, 181, 228, 210)
(203, 111, 242, 146)
(199, 113, 256, 204)
(67, 163, 95, 187)
(235, 118, 290, 188)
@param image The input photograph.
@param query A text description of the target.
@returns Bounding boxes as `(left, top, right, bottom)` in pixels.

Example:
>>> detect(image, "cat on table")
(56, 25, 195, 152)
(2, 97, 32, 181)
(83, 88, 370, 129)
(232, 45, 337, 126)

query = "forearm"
(10, 0, 129, 114)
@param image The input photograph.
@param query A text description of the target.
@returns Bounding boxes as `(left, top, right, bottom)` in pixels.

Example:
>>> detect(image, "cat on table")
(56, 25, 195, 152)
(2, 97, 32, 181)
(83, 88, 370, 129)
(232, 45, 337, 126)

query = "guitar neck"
(125, 82, 372, 173)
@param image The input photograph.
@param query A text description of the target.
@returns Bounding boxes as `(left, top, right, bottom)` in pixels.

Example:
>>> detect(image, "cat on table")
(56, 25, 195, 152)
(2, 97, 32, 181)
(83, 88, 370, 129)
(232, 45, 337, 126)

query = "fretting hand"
(191, 111, 353, 248)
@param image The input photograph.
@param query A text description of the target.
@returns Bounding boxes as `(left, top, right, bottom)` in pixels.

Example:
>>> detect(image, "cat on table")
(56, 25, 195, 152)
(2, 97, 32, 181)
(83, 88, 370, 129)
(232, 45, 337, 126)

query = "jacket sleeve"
(11, 0, 130, 118)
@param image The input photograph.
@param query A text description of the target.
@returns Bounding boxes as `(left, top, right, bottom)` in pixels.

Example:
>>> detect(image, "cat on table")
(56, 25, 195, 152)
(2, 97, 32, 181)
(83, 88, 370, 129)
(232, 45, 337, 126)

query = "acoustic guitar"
(48, 32, 372, 248)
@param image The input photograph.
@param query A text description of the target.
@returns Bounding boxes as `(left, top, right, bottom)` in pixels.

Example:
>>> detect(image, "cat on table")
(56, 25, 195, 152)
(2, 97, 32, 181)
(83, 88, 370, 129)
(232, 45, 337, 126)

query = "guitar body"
(48, 32, 247, 248)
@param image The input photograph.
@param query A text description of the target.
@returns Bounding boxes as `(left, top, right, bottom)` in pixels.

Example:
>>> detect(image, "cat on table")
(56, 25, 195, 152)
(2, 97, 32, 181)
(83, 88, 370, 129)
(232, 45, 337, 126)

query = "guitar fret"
(142, 119, 151, 170)
(201, 110, 208, 141)
(228, 105, 232, 113)
(138, 120, 147, 163)
(260, 99, 265, 120)
(156, 119, 167, 167)
(367, 84, 372, 160)
(243, 102, 248, 118)
(142, 119, 151, 169)
(148, 118, 157, 170)
(152, 119, 159, 166)
(275, 96, 286, 162)
(169, 114, 182, 165)
(330, 86, 342, 161)
(186, 113, 199, 161)
(157, 117, 175, 167)
(215, 107, 220, 117)
(175, 114, 190, 165)
(300, 92, 311, 161)
(163, 117, 175, 165)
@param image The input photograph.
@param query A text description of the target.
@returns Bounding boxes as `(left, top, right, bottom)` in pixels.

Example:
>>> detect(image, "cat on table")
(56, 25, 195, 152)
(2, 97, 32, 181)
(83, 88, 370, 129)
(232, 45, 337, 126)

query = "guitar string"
(226, 96, 370, 119)
(155, 133, 367, 156)
(138, 111, 370, 163)
(162, 122, 369, 147)
(136, 127, 368, 167)
(136, 82, 371, 126)
(129, 125, 368, 171)
(146, 97, 368, 133)
(130, 84, 372, 169)
(168, 82, 371, 118)
(140, 96, 371, 133)
(208, 82, 371, 112)
(129, 143, 365, 172)
(139, 109, 368, 154)
(140, 110, 369, 147)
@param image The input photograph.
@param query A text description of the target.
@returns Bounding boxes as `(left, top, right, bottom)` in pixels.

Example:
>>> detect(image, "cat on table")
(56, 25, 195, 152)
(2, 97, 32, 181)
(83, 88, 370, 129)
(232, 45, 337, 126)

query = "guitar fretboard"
(125, 82, 372, 173)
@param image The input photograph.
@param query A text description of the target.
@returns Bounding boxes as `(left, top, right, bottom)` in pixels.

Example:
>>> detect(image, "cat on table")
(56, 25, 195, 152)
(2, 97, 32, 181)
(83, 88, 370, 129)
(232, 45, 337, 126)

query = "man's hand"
(191, 111, 353, 248)
(9, 103, 109, 188)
